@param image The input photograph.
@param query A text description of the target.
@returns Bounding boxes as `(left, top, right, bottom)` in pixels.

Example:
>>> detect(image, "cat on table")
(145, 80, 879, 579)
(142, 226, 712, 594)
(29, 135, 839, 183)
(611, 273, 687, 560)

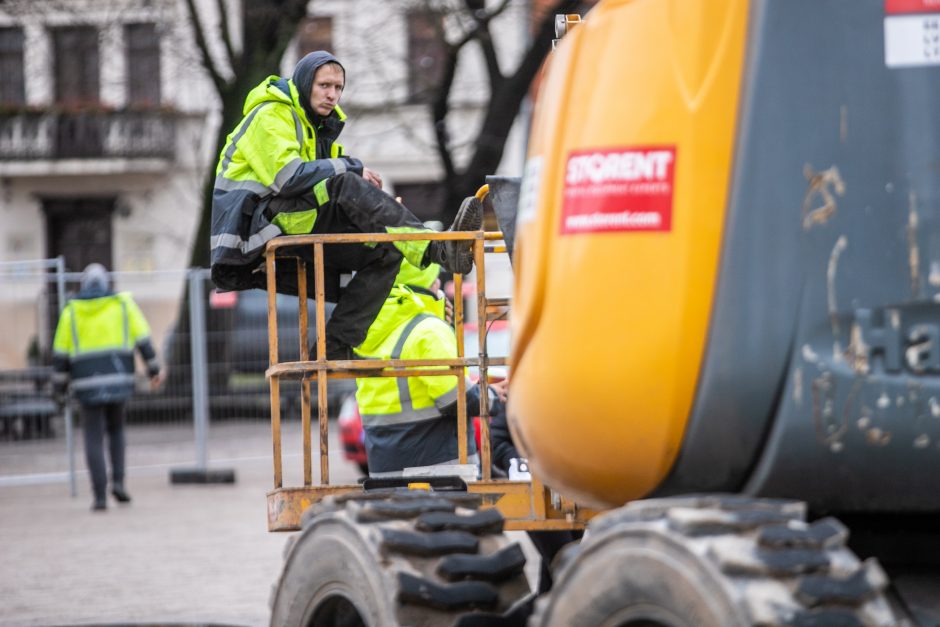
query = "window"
(43, 198, 114, 342)
(125, 23, 161, 107)
(407, 11, 446, 103)
(53, 26, 100, 106)
(296, 16, 333, 57)
(43, 198, 114, 273)
(0, 27, 25, 106)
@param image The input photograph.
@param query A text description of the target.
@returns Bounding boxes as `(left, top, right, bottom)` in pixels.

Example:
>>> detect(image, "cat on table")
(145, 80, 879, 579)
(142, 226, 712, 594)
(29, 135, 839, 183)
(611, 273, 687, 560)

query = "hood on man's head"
(292, 50, 344, 125)
(80, 263, 110, 291)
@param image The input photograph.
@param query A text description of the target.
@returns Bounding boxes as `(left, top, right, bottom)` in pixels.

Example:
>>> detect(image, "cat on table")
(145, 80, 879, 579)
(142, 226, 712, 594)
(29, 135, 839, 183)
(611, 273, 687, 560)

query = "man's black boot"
(111, 484, 132, 503)
(92, 497, 107, 512)
(427, 195, 483, 275)
(324, 336, 353, 361)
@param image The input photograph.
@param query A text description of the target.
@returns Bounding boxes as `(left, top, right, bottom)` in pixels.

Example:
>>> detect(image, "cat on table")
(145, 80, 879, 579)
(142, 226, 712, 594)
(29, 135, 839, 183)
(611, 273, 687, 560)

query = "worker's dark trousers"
(528, 530, 583, 593)
(292, 172, 427, 346)
(320, 172, 433, 347)
(82, 402, 126, 501)
(268, 172, 431, 348)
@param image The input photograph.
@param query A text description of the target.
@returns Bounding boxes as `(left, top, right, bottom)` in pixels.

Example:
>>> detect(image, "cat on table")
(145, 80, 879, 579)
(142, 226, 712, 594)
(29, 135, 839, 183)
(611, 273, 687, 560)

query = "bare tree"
(183, 0, 310, 269)
(158, 0, 308, 391)
(428, 0, 586, 213)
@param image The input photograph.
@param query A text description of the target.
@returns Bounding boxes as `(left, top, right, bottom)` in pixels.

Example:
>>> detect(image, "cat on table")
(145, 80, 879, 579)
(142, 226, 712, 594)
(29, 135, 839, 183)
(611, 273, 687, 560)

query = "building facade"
(0, 0, 530, 367)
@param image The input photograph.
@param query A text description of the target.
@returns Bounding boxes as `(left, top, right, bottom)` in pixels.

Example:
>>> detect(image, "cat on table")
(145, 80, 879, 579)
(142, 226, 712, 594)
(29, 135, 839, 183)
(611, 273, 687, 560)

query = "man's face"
(310, 64, 345, 116)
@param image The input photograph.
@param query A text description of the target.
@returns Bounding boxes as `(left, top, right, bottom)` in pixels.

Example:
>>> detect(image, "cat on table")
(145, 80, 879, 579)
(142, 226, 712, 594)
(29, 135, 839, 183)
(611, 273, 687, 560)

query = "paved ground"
(0, 419, 359, 627)
(0, 419, 538, 626)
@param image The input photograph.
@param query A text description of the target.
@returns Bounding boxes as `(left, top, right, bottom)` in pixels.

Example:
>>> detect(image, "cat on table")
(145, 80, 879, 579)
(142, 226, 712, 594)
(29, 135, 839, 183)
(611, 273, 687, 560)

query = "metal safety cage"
(262, 204, 596, 533)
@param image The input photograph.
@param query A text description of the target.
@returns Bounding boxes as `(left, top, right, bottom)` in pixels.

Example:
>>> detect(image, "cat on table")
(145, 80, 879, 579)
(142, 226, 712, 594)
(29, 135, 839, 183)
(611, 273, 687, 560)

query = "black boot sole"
(443, 196, 483, 274)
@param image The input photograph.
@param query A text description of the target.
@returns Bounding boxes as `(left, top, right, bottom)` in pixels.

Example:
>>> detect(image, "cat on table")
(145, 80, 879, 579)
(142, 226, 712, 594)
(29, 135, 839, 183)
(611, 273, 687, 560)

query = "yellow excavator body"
(510, 0, 750, 507)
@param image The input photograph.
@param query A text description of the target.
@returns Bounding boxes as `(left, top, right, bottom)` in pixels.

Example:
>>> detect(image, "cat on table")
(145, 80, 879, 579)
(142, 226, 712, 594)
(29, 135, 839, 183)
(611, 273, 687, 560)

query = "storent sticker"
(561, 146, 676, 234)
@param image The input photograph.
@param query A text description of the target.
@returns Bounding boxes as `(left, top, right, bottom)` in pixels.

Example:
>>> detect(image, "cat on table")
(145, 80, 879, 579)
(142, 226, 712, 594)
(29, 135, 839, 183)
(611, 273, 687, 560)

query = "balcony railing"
(0, 110, 176, 160)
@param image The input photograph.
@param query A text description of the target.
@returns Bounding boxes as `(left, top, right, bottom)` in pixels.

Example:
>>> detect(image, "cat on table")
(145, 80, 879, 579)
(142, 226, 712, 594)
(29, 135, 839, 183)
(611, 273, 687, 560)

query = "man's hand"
(489, 378, 509, 404)
(150, 371, 165, 391)
(443, 296, 454, 325)
(363, 167, 383, 189)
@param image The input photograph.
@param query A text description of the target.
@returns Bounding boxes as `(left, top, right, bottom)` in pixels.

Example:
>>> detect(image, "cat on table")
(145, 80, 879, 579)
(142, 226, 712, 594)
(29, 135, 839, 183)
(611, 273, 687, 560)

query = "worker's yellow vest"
(52, 292, 152, 404)
(354, 288, 456, 424)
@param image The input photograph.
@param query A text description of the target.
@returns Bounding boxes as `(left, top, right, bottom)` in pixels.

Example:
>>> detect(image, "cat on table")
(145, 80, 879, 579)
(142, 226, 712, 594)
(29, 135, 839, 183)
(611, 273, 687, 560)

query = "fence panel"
(0, 265, 355, 484)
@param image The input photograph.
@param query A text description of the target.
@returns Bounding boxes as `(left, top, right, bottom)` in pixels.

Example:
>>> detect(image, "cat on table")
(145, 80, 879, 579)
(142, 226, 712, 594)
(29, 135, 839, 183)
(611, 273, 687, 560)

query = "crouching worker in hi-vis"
(52, 264, 161, 512)
(354, 260, 504, 477)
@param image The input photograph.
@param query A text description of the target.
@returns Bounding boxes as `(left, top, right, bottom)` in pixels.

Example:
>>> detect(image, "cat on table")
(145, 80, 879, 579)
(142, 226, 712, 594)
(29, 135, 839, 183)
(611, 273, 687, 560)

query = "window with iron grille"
(53, 26, 100, 106)
(296, 16, 334, 58)
(0, 27, 25, 106)
(407, 11, 446, 104)
(125, 23, 161, 107)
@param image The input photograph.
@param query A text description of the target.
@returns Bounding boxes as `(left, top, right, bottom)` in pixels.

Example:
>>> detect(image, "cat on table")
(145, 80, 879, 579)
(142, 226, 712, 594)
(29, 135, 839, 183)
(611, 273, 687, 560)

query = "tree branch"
(459, 0, 511, 89)
(183, 0, 227, 96)
(475, 22, 503, 90)
(478, 0, 513, 23)
(452, 0, 510, 48)
(246, 0, 309, 75)
(454, 0, 585, 200)
(215, 0, 237, 70)
(510, 0, 583, 87)
(431, 45, 460, 181)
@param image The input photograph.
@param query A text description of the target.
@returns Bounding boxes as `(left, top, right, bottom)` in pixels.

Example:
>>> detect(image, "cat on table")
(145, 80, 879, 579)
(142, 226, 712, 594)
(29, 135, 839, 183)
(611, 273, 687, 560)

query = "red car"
(338, 394, 369, 475)
(338, 322, 509, 475)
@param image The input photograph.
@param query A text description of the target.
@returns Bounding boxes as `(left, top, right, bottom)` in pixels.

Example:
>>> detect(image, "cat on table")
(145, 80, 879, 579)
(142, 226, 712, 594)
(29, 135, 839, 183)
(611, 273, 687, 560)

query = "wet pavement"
(0, 420, 357, 627)
(0, 419, 539, 626)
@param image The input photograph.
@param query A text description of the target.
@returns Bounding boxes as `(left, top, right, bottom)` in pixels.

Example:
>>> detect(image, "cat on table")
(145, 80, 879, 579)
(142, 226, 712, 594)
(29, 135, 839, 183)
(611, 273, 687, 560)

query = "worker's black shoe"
(111, 484, 132, 503)
(324, 337, 354, 361)
(427, 195, 483, 275)
(91, 498, 107, 512)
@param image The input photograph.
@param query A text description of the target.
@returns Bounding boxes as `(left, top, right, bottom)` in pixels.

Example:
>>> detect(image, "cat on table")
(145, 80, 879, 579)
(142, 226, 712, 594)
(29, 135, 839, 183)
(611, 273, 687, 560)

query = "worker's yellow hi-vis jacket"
(354, 284, 479, 475)
(210, 74, 360, 269)
(52, 291, 159, 405)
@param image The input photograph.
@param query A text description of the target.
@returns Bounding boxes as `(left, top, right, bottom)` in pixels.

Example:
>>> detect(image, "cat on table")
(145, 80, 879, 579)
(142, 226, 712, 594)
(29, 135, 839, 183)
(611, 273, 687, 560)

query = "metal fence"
(0, 261, 356, 484)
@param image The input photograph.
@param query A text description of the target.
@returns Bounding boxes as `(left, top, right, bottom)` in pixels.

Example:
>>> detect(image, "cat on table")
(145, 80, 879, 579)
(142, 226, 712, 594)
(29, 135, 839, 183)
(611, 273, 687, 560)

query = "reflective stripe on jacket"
(210, 75, 363, 267)
(52, 292, 158, 405)
(355, 286, 477, 474)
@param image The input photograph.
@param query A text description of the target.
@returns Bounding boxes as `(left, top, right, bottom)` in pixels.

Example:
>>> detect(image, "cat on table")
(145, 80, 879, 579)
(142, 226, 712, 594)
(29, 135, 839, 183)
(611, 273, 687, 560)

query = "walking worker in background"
(354, 260, 506, 477)
(52, 264, 161, 512)
(210, 50, 482, 361)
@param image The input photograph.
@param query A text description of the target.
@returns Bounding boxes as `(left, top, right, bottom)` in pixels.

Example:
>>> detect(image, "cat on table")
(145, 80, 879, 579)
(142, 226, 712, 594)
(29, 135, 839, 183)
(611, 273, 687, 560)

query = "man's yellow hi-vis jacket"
(53, 291, 159, 405)
(354, 261, 491, 475)
(209, 72, 362, 270)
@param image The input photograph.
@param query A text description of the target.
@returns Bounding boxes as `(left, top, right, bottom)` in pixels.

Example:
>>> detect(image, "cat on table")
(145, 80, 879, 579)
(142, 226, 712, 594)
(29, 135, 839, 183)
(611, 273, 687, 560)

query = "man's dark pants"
(270, 172, 429, 348)
(82, 401, 126, 501)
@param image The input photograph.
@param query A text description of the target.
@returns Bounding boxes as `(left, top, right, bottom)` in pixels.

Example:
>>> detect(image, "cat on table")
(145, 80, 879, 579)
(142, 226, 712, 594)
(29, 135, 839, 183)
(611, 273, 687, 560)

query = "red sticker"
(561, 146, 676, 234)
(885, 0, 940, 14)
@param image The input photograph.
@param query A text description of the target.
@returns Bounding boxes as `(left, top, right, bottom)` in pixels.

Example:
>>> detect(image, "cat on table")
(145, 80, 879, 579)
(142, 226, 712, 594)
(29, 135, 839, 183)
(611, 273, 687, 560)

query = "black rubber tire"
(532, 495, 900, 627)
(269, 489, 532, 627)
